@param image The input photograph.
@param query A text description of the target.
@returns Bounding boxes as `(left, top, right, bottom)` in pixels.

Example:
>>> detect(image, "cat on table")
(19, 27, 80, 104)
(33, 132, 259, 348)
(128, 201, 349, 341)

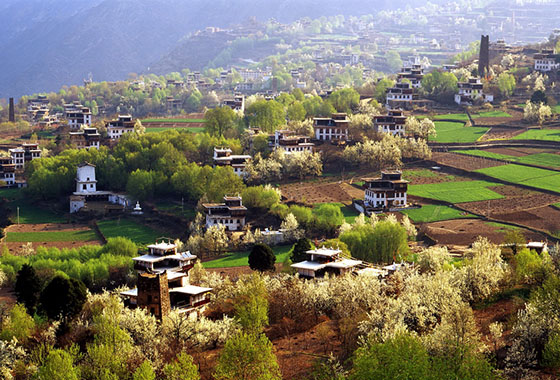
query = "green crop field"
(433, 113, 470, 121)
(145, 127, 205, 134)
(141, 118, 205, 123)
(203, 245, 292, 268)
(512, 129, 560, 141)
(454, 150, 560, 169)
(97, 218, 163, 245)
(5, 229, 99, 242)
(552, 105, 560, 114)
(401, 205, 476, 223)
(476, 164, 560, 193)
(408, 180, 504, 203)
(433, 122, 489, 143)
(474, 111, 512, 118)
(0, 188, 65, 224)
(453, 150, 512, 161)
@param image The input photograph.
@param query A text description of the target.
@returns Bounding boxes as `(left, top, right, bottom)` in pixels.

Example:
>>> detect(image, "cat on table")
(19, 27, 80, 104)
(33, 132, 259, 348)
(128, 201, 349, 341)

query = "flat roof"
(169, 285, 212, 295)
(147, 242, 176, 250)
(291, 261, 327, 271)
(306, 247, 342, 257)
(120, 288, 138, 297)
(326, 259, 362, 269)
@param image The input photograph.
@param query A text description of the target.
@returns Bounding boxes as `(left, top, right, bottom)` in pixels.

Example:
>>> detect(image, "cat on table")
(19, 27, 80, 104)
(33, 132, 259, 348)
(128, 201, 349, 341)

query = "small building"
(0, 157, 16, 187)
(106, 115, 135, 141)
(386, 82, 414, 108)
(66, 106, 92, 129)
(9, 143, 41, 171)
(313, 113, 350, 141)
(363, 170, 408, 209)
(397, 64, 424, 89)
(213, 148, 251, 177)
(222, 94, 245, 112)
(70, 162, 131, 213)
(202, 196, 247, 231)
(534, 49, 559, 72)
(454, 78, 493, 105)
(291, 247, 362, 278)
(271, 130, 315, 154)
(373, 109, 407, 137)
(69, 128, 101, 149)
(120, 240, 211, 319)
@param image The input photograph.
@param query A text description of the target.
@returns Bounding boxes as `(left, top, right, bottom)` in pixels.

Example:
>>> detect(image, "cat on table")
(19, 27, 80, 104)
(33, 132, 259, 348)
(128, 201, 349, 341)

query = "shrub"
(248, 244, 276, 272)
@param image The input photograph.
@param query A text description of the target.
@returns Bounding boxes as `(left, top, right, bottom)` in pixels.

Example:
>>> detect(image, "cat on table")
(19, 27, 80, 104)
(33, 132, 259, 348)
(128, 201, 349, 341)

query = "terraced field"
(433, 121, 489, 143)
(476, 164, 560, 194)
(512, 129, 560, 141)
(453, 150, 560, 168)
(408, 180, 504, 203)
(402, 204, 476, 223)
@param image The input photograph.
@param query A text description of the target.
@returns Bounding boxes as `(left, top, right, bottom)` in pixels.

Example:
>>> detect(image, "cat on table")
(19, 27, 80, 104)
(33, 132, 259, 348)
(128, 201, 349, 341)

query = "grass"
(553, 105, 560, 114)
(401, 204, 476, 223)
(512, 129, 560, 141)
(476, 164, 560, 194)
(403, 169, 460, 183)
(408, 180, 504, 203)
(97, 218, 162, 246)
(203, 245, 293, 268)
(0, 188, 66, 224)
(154, 200, 197, 220)
(433, 121, 489, 143)
(145, 127, 204, 134)
(141, 118, 205, 123)
(485, 222, 520, 231)
(5, 229, 99, 242)
(454, 150, 560, 169)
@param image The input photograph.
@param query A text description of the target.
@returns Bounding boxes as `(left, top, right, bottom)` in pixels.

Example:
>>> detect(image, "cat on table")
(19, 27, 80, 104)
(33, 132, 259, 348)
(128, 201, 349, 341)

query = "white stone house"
(106, 115, 135, 140)
(291, 247, 362, 278)
(213, 148, 251, 177)
(363, 170, 408, 209)
(454, 78, 493, 105)
(313, 113, 350, 141)
(534, 50, 560, 72)
(202, 196, 247, 231)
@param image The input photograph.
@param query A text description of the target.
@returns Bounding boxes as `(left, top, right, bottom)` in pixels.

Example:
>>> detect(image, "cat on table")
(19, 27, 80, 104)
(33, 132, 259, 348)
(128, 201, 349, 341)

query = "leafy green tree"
(133, 361, 156, 380)
(40, 275, 87, 320)
(386, 50, 403, 72)
(313, 203, 345, 234)
(241, 186, 280, 210)
(245, 100, 286, 133)
(328, 88, 360, 113)
(291, 88, 304, 101)
(374, 78, 395, 103)
(287, 101, 306, 121)
(350, 332, 430, 380)
(497, 72, 516, 97)
(101, 237, 137, 257)
(126, 169, 155, 201)
(248, 243, 276, 272)
(205, 106, 236, 137)
(290, 238, 314, 263)
(214, 332, 281, 380)
(36, 348, 80, 380)
(421, 71, 459, 103)
(0, 304, 35, 342)
(340, 221, 409, 263)
(14, 264, 42, 314)
(303, 96, 336, 117)
(234, 274, 269, 334)
(163, 352, 201, 380)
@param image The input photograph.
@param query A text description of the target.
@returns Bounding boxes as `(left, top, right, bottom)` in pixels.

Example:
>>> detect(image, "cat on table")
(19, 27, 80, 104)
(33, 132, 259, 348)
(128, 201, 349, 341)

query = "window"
(83, 184, 87, 190)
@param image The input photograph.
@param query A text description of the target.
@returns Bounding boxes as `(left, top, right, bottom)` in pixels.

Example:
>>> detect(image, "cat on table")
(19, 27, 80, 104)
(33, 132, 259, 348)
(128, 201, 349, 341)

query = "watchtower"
(137, 272, 171, 319)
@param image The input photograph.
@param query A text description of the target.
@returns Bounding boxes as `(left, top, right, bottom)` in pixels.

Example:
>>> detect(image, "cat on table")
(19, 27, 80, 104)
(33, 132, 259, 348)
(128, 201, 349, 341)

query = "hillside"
(0, 0, 449, 98)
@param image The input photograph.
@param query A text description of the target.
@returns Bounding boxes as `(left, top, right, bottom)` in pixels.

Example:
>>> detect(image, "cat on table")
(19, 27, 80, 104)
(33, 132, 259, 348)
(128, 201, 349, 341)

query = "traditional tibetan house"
(373, 109, 406, 137)
(202, 196, 247, 231)
(363, 170, 408, 209)
(270, 130, 314, 153)
(69, 128, 101, 149)
(313, 113, 350, 141)
(120, 240, 211, 319)
(454, 78, 493, 105)
(291, 247, 362, 278)
(0, 157, 16, 187)
(106, 115, 135, 141)
(9, 143, 41, 171)
(213, 148, 251, 177)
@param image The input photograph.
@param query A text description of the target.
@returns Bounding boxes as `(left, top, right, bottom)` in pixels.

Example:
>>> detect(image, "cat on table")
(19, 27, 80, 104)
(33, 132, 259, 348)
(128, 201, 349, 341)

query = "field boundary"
(92, 220, 107, 244)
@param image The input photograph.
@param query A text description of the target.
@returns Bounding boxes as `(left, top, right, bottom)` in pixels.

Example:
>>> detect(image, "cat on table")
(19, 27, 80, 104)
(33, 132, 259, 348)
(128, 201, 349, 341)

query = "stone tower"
(137, 272, 171, 319)
(479, 35, 490, 78)
(9, 98, 15, 122)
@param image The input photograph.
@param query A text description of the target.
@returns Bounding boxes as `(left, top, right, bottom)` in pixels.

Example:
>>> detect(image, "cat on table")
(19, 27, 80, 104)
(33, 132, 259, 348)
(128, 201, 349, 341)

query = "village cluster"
(4, 4, 560, 377)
